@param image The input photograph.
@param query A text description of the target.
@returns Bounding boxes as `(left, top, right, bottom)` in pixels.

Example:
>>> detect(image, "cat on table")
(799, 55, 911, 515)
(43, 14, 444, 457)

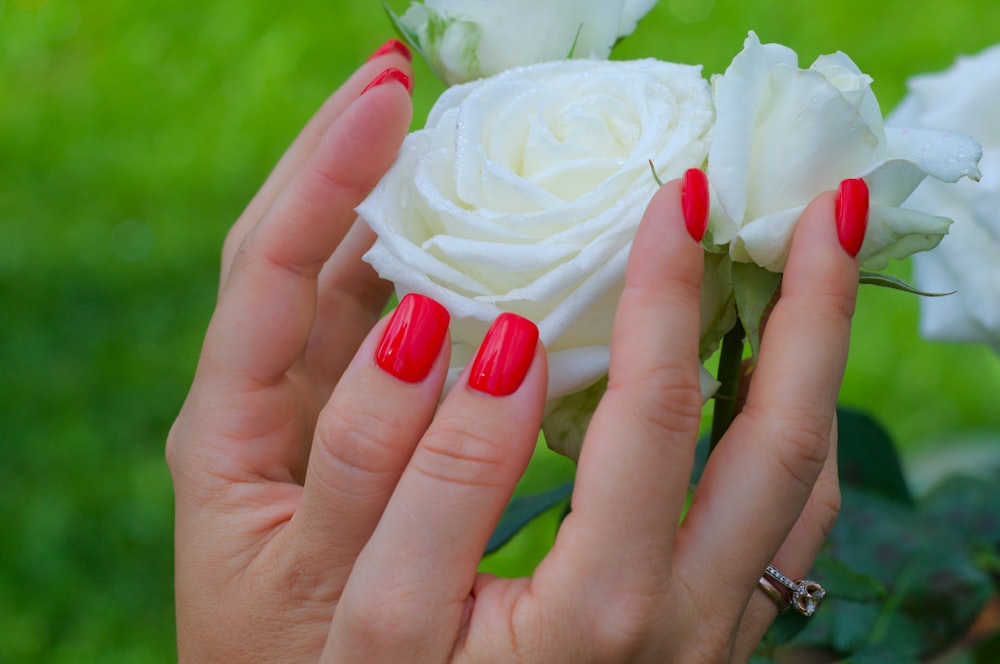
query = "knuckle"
(607, 362, 703, 439)
(410, 418, 508, 488)
(768, 408, 831, 491)
(314, 399, 412, 481)
(788, 285, 857, 327)
(806, 472, 842, 539)
(587, 592, 661, 660)
(341, 588, 430, 650)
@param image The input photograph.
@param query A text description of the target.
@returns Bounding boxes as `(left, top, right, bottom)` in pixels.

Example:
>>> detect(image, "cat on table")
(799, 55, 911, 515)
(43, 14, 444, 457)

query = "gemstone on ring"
(792, 580, 825, 617)
(762, 564, 825, 617)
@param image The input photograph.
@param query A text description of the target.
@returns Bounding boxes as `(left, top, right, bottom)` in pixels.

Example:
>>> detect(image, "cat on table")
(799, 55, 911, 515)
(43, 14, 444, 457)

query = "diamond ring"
(757, 564, 825, 617)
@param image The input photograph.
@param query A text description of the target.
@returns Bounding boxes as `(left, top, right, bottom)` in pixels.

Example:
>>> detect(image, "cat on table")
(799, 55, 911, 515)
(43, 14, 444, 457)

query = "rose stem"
(708, 319, 745, 455)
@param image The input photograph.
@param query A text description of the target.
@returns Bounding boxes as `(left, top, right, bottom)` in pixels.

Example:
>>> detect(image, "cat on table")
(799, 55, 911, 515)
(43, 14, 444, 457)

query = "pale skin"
(168, 48, 854, 663)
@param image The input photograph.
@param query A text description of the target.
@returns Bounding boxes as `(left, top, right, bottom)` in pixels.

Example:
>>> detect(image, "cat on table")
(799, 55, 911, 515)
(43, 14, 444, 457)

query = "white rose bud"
(395, 0, 659, 85)
(707, 32, 982, 273)
(359, 58, 717, 404)
(890, 45, 1000, 352)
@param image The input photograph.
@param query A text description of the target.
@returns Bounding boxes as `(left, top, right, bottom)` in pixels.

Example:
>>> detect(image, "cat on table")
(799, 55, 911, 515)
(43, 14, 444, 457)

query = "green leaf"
(975, 631, 1000, 664)
(793, 487, 993, 657)
(859, 271, 953, 297)
(812, 553, 886, 603)
(484, 482, 574, 555)
(732, 262, 781, 360)
(838, 645, 921, 663)
(836, 407, 912, 505)
(921, 474, 1000, 552)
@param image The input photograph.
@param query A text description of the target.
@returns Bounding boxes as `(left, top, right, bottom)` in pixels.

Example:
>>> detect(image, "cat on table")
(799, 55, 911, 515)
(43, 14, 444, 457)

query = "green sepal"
(649, 159, 664, 187)
(566, 23, 584, 58)
(542, 377, 607, 461)
(859, 270, 953, 297)
(382, 0, 445, 83)
(732, 262, 781, 360)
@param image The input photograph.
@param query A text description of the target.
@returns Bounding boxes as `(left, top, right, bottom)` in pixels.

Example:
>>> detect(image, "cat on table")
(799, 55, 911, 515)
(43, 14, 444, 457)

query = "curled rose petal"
(707, 31, 982, 273)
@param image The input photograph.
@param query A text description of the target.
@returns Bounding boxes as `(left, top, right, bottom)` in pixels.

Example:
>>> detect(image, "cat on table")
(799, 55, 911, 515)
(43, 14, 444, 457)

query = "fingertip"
(467, 313, 539, 397)
(782, 189, 859, 302)
(682, 168, 710, 242)
(361, 67, 413, 96)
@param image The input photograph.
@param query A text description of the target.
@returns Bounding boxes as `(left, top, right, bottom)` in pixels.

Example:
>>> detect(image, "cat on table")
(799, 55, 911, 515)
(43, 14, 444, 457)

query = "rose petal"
(860, 127, 983, 206)
(857, 204, 952, 271)
(730, 207, 804, 272)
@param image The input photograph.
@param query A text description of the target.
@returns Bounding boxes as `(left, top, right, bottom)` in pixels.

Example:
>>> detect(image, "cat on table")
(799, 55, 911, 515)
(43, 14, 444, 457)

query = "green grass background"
(3, 0, 999, 660)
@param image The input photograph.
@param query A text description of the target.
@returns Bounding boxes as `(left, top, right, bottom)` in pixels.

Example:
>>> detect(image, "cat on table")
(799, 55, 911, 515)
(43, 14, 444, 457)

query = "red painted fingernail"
(368, 38, 412, 62)
(468, 313, 538, 397)
(361, 67, 412, 96)
(682, 168, 709, 242)
(375, 294, 450, 383)
(836, 178, 869, 258)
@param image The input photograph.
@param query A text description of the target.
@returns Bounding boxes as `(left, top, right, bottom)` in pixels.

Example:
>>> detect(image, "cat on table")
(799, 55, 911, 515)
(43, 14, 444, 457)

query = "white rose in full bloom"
(395, 0, 659, 85)
(707, 32, 983, 273)
(359, 58, 718, 402)
(890, 45, 1000, 353)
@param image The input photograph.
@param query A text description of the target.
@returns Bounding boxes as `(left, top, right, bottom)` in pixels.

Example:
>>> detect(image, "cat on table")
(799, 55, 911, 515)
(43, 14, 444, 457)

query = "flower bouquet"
(359, 1, 1000, 660)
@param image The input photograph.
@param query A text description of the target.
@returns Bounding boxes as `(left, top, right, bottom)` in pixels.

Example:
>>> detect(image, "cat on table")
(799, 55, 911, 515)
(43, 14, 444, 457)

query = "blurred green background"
(3, 0, 999, 660)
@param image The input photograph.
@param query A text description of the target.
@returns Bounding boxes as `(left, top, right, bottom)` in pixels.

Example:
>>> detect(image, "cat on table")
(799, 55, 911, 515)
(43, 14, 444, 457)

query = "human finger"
(220, 41, 413, 285)
(326, 314, 547, 662)
(550, 172, 708, 601)
(676, 180, 865, 625)
(283, 293, 452, 583)
(302, 221, 395, 396)
(731, 418, 841, 660)
(200, 68, 412, 388)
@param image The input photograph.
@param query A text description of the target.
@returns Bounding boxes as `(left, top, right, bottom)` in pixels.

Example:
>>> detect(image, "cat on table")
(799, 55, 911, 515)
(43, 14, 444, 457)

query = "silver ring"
(758, 564, 825, 617)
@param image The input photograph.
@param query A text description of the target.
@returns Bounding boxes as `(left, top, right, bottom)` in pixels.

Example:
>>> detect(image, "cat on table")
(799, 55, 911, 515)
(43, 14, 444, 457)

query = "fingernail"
(836, 178, 869, 258)
(375, 294, 450, 383)
(682, 168, 709, 242)
(361, 67, 412, 96)
(367, 39, 412, 62)
(468, 313, 538, 397)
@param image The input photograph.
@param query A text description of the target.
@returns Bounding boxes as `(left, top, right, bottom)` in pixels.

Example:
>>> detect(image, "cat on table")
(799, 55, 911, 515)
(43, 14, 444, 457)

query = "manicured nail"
(682, 168, 709, 242)
(836, 178, 869, 258)
(361, 67, 412, 96)
(468, 313, 538, 397)
(375, 294, 450, 383)
(367, 39, 412, 62)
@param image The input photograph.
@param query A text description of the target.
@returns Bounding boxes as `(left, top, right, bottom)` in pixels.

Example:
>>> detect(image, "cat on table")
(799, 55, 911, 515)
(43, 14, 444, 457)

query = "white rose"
(394, 0, 659, 85)
(890, 45, 1000, 352)
(707, 32, 982, 273)
(359, 58, 717, 402)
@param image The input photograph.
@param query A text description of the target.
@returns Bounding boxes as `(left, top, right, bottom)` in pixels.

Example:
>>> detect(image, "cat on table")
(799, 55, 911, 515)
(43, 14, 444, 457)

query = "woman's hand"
(168, 41, 860, 662)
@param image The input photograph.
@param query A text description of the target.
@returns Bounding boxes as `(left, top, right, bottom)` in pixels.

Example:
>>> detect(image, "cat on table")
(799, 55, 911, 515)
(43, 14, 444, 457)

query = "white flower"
(890, 45, 1000, 352)
(359, 58, 717, 402)
(707, 32, 982, 273)
(395, 0, 659, 85)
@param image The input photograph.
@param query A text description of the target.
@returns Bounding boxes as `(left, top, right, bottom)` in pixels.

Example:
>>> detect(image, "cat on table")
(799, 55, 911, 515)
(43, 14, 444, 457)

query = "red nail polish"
(682, 168, 709, 242)
(375, 294, 450, 383)
(836, 178, 869, 258)
(468, 313, 538, 397)
(361, 67, 412, 96)
(367, 39, 412, 62)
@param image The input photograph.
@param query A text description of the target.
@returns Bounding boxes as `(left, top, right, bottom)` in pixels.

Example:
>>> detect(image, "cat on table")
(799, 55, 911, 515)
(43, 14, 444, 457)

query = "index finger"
(220, 43, 414, 285)
(201, 73, 413, 387)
